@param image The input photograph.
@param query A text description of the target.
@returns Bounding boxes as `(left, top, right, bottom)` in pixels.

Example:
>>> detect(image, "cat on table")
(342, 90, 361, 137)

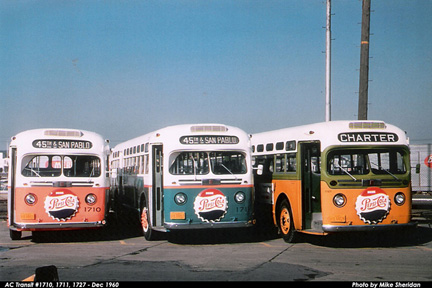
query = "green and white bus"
(110, 124, 255, 240)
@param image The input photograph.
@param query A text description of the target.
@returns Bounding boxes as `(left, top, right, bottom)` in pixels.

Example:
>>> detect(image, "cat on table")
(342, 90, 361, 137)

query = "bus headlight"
(333, 193, 346, 207)
(25, 193, 37, 205)
(394, 192, 405, 206)
(174, 193, 187, 205)
(85, 193, 97, 205)
(234, 191, 246, 204)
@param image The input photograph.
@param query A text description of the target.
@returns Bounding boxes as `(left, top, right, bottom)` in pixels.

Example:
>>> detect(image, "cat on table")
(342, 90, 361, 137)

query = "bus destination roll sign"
(338, 132, 399, 143)
(32, 139, 93, 149)
(180, 135, 239, 145)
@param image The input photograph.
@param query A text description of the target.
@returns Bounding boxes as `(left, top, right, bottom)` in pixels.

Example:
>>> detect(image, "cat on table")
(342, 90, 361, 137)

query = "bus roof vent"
(44, 130, 83, 137)
(190, 125, 228, 133)
(349, 121, 386, 129)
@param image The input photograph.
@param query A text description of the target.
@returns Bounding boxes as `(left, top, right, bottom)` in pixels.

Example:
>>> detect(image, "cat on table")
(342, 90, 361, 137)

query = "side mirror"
(415, 164, 421, 174)
(257, 164, 263, 176)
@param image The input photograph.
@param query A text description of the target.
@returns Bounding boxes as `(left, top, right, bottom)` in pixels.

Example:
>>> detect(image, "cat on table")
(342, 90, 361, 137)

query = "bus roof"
(10, 128, 108, 153)
(251, 120, 409, 154)
(112, 123, 251, 154)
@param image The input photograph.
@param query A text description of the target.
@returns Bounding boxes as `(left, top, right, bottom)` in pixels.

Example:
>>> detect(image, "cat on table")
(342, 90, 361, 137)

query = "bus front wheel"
(278, 199, 297, 243)
(140, 203, 155, 241)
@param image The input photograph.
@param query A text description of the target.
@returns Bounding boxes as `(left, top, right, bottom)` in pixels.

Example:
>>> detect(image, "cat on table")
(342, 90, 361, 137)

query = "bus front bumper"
(165, 220, 254, 230)
(10, 221, 107, 231)
(322, 221, 417, 232)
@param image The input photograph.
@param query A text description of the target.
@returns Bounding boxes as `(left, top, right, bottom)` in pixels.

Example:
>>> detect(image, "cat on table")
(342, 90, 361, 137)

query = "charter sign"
(338, 132, 399, 143)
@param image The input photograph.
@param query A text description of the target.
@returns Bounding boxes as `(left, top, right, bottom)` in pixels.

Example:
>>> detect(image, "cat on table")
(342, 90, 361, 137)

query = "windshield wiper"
(24, 167, 42, 177)
(335, 163, 357, 181)
(370, 162, 399, 180)
(220, 163, 238, 180)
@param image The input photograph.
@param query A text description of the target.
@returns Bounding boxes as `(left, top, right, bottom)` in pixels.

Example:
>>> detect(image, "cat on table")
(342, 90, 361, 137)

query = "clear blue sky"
(1, 0, 431, 147)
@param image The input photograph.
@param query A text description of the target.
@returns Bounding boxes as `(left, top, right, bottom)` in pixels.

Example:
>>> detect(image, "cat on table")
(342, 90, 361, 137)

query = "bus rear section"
(8, 129, 110, 240)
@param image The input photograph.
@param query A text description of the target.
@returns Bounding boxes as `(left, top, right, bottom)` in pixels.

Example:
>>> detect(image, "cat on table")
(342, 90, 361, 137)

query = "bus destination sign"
(32, 139, 93, 149)
(180, 135, 239, 145)
(338, 132, 399, 143)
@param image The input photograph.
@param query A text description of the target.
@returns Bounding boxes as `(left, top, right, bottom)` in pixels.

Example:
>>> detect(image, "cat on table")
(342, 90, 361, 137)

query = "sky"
(1, 0, 431, 148)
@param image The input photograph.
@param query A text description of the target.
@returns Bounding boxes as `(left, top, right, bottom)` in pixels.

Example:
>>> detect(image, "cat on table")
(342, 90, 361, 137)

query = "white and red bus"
(251, 121, 415, 242)
(8, 129, 111, 240)
(110, 124, 254, 240)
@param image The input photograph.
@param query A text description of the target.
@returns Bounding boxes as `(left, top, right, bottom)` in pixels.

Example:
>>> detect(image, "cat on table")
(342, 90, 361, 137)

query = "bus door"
(152, 145, 164, 227)
(300, 142, 322, 231)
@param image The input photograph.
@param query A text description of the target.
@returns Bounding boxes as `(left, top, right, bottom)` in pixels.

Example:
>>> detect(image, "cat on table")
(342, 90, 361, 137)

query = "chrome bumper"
(322, 222, 417, 232)
(10, 221, 107, 231)
(165, 220, 254, 230)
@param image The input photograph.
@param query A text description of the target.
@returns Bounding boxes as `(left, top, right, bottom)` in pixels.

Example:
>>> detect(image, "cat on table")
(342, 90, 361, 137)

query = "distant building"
(0, 151, 7, 191)
(0, 150, 7, 173)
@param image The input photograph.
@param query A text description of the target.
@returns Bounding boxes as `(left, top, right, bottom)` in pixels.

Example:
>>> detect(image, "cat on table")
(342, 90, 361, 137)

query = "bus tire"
(278, 199, 297, 243)
(10, 229, 22, 240)
(140, 201, 155, 241)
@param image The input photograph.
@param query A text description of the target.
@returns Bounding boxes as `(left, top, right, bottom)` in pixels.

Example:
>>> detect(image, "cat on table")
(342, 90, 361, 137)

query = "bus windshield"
(22, 155, 101, 177)
(327, 148, 407, 176)
(169, 151, 247, 175)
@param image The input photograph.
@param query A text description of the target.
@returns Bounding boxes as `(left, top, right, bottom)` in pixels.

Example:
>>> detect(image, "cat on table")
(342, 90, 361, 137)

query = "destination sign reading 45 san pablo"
(180, 135, 239, 145)
(32, 139, 93, 149)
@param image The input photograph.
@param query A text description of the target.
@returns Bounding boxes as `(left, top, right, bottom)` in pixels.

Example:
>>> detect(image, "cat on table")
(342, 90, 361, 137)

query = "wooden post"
(358, 0, 371, 120)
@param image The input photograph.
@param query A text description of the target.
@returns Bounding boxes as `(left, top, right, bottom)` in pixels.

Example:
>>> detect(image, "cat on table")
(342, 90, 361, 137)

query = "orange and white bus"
(110, 124, 254, 240)
(251, 121, 415, 242)
(8, 129, 111, 240)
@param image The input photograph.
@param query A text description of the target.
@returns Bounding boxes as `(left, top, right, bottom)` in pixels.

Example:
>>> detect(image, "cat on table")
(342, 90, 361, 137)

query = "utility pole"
(358, 0, 371, 120)
(325, 0, 331, 122)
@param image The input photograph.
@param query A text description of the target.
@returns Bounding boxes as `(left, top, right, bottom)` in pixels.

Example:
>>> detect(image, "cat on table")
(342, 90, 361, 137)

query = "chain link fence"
(411, 144, 432, 193)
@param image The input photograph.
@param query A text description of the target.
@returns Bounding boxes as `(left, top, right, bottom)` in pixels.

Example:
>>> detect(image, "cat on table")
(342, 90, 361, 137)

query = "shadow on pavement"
(298, 225, 432, 248)
(31, 213, 143, 243)
(30, 210, 432, 248)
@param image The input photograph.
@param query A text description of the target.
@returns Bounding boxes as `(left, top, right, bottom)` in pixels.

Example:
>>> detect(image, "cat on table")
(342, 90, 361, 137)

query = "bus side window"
(273, 153, 297, 174)
(140, 156, 144, 174)
(144, 154, 149, 174)
(275, 154, 285, 173)
(286, 153, 297, 172)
